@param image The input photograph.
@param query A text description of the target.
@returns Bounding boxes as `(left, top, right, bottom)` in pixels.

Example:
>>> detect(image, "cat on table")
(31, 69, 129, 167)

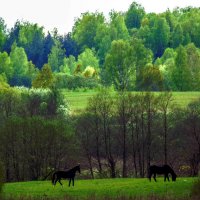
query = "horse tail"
(52, 172, 56, 185)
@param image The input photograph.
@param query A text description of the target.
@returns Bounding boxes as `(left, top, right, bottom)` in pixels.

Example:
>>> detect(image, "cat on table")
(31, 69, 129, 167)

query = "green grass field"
(62, 90, 200, 113)
(2, 177, 196, 199)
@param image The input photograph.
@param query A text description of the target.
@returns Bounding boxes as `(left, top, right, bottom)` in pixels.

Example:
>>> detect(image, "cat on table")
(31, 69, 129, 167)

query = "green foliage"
(48, 40, 65, 72)
(95, 23, 112, 64)
(0, 74, 9, 89)
(72, 12, 105, 50)
(55, 74, 100, 90)
(18, 22, 44, 46)
(138, 23, 154, 50)
(164, 9, 176, 32)
(10, 43, 28, 77)
(152, 17, 170, 57)
(185, 43, 200, 90)
(17, 22, 45, 68)
(104, 40, 136, 90)
(172, 24, 184, 48)
(155, 48, 176, 90)
(19, 87, 52, 116)
(77, 48, 99, 72)
(82, 66, 98, 78)
(130, 37, 153, 90)
(59, 56, 77, 75)
(0, 115, 73, 181)
(32, 64, 55, 88)
(110, 11, 130, 41)
(179, 8, 200, 47)
(173, 45, 192, 91)
(26, 61, 38, 82)
(2, 4, 200, 91)
(0, 18, 7, 51)
(140, 64, 164, 91)
(0, 52, 13, 81)
(125, 1, 145, 29)
(0, 86, 69, 118)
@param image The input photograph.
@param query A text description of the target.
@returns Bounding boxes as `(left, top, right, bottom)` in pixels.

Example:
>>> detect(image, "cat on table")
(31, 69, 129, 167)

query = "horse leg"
(72, 178, 74, 186)
(164, 173, 169, 181)
(52, 174, 57, 186)
(153, 173, 157, 182)
(54, 178, 58, 186)
(166, 174, 170, 181)
(149, 172, 152, 182)
(69, 178, 71, 187)
(58, 179, 63, 186)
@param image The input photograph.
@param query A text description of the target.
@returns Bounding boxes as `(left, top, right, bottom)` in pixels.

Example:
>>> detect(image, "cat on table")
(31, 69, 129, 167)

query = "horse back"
(149, 165, 166, 174)
(149, 164, 174, 174)
(54, 170, 75, 179)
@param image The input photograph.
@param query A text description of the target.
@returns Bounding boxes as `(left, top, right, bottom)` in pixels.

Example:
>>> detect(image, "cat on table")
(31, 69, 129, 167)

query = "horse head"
(75, 164, 81, 174)
(172, 173, 177, 181)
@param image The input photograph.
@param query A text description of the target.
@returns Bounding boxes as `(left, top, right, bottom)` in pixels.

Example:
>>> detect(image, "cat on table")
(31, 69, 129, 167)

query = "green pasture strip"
(171, 92, 200, 107)
(62, 90, 98, 112)
(2, 177, 196, 199)
(62, 90, 200, 113)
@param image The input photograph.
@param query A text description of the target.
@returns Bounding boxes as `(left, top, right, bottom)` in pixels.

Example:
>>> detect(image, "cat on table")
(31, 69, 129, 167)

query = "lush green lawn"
(2, 177, 196, 199)
(62, 90, 200, 113)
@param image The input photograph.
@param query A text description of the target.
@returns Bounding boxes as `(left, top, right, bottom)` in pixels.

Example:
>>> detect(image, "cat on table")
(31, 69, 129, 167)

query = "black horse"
(52, 165, 80, 187)
(149, 164, 177, 182)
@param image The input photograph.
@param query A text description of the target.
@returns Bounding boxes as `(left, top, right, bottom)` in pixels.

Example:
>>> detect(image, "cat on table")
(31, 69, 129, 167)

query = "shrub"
(55, 74, 100, 90)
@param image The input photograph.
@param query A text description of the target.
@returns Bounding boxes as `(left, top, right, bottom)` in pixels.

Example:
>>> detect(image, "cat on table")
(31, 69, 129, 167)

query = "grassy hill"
(62, 90, 200, 113)
(2, 177, 196, 199)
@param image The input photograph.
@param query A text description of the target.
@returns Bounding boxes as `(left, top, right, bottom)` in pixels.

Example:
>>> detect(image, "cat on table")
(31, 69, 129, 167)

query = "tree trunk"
(122, 121, 127, 177)
(164, 111, 167, 164)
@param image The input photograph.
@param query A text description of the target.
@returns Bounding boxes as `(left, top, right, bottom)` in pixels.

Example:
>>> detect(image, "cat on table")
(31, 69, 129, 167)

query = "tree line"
(0, 87, 200, 181)
(1, 3, 200, 90)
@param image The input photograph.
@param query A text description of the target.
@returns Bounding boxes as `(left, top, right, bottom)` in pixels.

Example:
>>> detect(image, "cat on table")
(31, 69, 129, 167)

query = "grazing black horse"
(149, 164, 177, 182)
(52, 165, 80, 187)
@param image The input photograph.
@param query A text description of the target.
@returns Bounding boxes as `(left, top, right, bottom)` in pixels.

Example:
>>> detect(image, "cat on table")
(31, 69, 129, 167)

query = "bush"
(55, 74, 100, 90)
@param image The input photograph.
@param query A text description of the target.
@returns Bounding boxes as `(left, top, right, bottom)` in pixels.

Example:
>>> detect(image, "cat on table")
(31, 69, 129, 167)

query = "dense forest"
(1, 2, 200, 91)
(1, 2, 200, 183)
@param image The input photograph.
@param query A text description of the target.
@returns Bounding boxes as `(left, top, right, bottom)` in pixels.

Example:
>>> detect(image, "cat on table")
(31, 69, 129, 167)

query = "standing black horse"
(52, 165, 80, 187)
(149, 165, 177, 182)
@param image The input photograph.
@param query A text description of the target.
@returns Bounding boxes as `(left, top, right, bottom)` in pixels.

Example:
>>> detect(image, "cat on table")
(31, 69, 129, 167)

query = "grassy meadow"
(2, 177, 197, 200)
(62, 90, 200, 113)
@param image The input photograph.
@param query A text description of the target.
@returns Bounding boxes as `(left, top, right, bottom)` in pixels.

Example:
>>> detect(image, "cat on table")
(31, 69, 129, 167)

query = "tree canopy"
(0, 3, 200, 91)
